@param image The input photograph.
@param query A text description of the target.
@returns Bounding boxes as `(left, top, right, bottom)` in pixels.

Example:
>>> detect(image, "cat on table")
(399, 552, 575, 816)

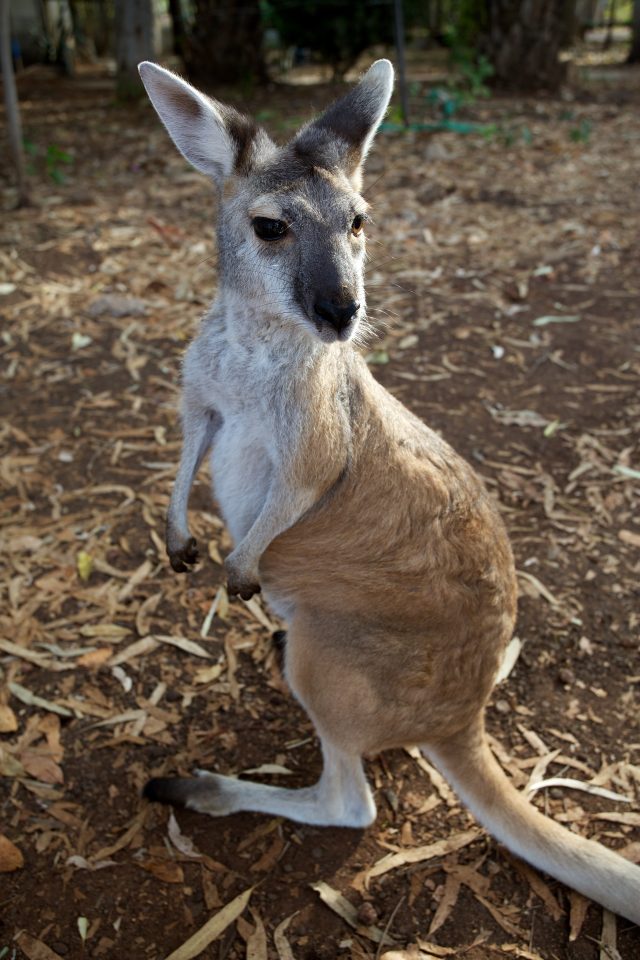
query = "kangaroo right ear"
(293, 60, 394, 188)
(138, 62, 269, 183)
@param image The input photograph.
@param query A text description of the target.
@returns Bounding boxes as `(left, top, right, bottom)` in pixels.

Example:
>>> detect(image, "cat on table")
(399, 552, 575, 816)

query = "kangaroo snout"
(313, 297, 360, 335)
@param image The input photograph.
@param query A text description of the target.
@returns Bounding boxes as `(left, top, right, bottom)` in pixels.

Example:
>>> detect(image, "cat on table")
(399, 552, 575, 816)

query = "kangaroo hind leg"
(144, 614, 380, 828)
(144, 735, 375, 828)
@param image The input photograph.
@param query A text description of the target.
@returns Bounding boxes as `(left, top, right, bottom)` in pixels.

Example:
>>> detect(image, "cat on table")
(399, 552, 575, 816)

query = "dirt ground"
(1, 50, 639, 960)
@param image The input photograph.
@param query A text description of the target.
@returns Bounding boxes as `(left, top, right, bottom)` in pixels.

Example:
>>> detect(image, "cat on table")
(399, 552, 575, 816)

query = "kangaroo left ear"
(293, 60, 394, 188)
(138, 61, 274, 184)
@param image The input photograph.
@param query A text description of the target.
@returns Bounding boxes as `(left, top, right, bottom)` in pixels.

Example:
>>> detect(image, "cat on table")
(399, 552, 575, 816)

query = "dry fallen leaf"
(497, 944, 546, 960)
(90, 808, 148, 862)
(77, 917, 89, 943)
(415, 942, 456, 957)
(66, 855, 117, 871)
(137, 857, 185, 884)
(528, 776, 632, 804)
(380, 950, 422, 960)
(8, 682, 72, 718)
(0, 834, 24, 872)
(193, 663, 224, 684)
(494, 635, 523, 683)
(600, 910, 621, 960)
(14, 932, 64, 960)
(168, 812, 204, 860)
(568, 890, 590, 942)
(163, 885, 253, 960)
(311, 881, 395, 945)
(0, 747, 25, 778)
(245, 908, 267, 960)
(592, 811, 640, 827)
(362, 828, 481, 885)
(618, 528, 640, 548)
(250, 834, 285, 873)
(428, 872, 461, 936)
(508, 858, 563, 922)
(19, 750, 64, 785)
(154, 634, 213, 659)
(109, 636, 160, 666)
(273, 911, 298, 960)
(77, 646, 114, 669)
(0, 703, 18, 733)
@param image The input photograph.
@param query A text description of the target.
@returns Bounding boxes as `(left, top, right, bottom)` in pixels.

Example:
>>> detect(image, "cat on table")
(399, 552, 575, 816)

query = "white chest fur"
(182, 304, 323, 546)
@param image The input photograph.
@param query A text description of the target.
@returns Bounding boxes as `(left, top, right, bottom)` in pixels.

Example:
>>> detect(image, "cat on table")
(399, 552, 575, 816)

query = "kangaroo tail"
(427, 724, 640, 924)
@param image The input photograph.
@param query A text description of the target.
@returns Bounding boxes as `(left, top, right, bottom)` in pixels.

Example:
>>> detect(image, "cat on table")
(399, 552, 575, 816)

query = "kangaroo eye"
(253, 217, 288, 241)
(351, 215, 365, 237)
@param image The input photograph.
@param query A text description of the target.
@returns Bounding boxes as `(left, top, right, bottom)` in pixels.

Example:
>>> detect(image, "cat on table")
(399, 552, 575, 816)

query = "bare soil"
(1, 58, 639, 960)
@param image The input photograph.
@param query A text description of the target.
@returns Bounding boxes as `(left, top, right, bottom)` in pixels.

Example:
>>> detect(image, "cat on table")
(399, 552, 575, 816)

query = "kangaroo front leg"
(224, 479, 318, 599)
(166, 407, 221, 572)
(144, 737, 376, 828)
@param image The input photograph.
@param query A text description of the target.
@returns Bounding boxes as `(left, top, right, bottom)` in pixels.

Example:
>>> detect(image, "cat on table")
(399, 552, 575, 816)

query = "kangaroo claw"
(168, 536, 199, 573)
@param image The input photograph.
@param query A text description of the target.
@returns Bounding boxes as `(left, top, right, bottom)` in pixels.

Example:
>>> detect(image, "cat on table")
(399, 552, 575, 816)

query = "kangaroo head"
(138, 60, 394, 345)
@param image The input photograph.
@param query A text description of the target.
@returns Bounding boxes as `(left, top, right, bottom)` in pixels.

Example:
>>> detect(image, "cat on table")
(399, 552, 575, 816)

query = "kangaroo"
(138, 60, 640, 925)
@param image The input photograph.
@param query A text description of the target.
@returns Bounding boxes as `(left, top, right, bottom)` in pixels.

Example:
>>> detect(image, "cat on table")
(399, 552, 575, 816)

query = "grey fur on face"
(138, 59, 393, 346)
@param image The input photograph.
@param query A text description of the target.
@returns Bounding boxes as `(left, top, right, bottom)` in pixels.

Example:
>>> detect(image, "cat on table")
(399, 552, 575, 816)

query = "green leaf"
(366, 350, 389, 365)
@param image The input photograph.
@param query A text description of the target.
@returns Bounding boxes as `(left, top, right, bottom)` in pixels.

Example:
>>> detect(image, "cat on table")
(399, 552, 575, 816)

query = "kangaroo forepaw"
(224, 554, 261, 600)
(168, 536, 199, 573)
(227, 576, 262, 601)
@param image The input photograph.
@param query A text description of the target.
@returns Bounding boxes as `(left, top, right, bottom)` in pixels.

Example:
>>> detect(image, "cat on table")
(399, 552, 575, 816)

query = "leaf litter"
(1, 56, 640, 960)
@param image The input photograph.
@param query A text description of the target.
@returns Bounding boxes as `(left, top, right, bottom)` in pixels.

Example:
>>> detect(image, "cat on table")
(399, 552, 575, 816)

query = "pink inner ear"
(166, 86, 202, 121)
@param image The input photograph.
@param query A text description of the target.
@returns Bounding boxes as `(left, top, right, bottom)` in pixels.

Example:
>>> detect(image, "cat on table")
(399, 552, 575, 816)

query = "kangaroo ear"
(294, 60, 394, 187)
(138, 62, 270, 183)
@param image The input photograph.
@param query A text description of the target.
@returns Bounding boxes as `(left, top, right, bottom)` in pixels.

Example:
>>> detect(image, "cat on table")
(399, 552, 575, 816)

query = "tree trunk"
(183, 0, 265, 86)
(628, 0, 640, 63)
(0, 0, 29, 206)
(168, 0, 186, 57)
(114, 0, 154, 101)
(480, 0, 570, 91)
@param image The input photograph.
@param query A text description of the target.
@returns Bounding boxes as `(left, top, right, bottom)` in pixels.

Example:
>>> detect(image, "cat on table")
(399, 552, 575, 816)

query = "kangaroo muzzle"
(313, 298, 360, 335)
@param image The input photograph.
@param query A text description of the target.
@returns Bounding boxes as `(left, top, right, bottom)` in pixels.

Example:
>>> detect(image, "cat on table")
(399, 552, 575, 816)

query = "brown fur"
(262, 351, 517, 751)
(256, 349, 640, 923)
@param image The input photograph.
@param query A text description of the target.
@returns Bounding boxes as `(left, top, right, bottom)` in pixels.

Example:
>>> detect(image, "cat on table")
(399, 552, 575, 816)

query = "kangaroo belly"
(210, 421, 272, 544)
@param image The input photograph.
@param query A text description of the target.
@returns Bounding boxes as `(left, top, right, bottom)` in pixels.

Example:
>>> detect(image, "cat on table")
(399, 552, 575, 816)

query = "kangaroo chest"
(200, 336, 299, 544)
(192, 322, 350, 546)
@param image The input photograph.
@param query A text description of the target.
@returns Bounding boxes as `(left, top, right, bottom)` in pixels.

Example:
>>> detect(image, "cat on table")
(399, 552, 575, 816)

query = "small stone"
(578, 636, 594, 655)
(357, 901, 378, 926)
(558, 667, 574, 685)
(52, 944, 69, 956)
(495, 699, 511, 714)
(549, 788, 564, 800)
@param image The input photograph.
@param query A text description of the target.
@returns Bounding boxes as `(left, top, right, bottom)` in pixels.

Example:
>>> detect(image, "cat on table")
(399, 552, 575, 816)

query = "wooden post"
(393, 0, 410, 126)
(0, 0, 29, 206)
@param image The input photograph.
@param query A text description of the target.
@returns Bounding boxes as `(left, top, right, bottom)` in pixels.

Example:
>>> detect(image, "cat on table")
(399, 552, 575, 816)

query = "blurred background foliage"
(3, 1, 639, 94)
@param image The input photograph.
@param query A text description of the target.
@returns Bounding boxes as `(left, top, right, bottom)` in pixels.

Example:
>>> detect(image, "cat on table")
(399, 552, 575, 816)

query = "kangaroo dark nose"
(314, 298, 360, 333)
